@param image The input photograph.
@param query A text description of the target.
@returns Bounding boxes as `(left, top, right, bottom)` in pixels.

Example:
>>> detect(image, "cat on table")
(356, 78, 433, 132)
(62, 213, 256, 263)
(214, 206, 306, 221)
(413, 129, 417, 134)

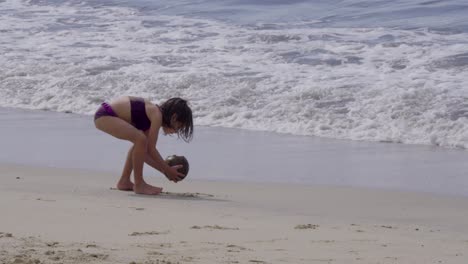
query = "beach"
(2, 165, 468, 264)
(2, 0, 468, 262)
(1, 108, 468, 264)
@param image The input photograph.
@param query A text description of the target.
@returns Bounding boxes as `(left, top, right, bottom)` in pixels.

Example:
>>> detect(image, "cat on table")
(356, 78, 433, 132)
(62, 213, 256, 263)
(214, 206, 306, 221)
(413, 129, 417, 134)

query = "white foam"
(1, 0, 468, 149)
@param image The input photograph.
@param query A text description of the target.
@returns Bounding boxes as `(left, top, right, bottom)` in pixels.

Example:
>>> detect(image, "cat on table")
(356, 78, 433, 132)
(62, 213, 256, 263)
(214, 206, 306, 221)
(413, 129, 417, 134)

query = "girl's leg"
(131, 132, 149, 191)
(118, 145, 134, 191)
(120, 146, 166, 182)
(95, 117, 162, 195)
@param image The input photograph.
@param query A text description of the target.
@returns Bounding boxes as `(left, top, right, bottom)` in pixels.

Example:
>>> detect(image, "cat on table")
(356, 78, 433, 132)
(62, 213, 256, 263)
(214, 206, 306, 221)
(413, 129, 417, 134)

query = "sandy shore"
(1, 163, 468, 264)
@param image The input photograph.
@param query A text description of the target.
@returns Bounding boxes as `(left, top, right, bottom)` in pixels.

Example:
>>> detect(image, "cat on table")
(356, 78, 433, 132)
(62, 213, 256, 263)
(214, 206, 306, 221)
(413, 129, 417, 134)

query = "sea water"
(1, 0, 468, 148)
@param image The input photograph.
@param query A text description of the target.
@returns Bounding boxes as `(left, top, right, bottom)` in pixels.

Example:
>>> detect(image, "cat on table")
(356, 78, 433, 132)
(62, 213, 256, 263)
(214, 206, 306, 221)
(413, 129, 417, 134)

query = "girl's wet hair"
(160, 97, 193, 142)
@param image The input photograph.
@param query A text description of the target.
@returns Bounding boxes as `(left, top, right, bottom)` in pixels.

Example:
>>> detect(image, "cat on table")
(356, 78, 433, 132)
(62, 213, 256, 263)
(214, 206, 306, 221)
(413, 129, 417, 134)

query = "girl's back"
(109, 96, 156, 125)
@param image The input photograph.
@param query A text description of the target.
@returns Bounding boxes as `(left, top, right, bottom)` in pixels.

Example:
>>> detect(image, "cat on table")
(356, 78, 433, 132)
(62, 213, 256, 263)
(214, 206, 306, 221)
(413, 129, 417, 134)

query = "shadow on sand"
(128, 191, 229, 202)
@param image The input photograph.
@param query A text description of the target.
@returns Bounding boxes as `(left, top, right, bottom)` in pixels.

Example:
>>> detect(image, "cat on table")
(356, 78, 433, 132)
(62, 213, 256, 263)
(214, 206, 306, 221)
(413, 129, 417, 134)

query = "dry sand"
(1, 164, 468, 264)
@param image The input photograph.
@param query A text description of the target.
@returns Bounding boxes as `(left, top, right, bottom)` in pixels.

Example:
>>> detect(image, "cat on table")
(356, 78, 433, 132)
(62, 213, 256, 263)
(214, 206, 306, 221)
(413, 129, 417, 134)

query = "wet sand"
(1, 107, 468, 196)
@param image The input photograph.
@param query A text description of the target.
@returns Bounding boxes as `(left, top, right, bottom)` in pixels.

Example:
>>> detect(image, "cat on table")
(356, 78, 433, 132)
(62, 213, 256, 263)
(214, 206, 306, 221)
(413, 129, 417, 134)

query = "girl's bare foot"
(133, 182, 163, 195)
(117, 180, 134, 191)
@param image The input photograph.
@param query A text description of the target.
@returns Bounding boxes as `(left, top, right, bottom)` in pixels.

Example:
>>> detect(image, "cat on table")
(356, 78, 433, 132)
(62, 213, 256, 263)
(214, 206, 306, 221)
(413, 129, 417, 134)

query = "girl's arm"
(146, 106, 183, 182)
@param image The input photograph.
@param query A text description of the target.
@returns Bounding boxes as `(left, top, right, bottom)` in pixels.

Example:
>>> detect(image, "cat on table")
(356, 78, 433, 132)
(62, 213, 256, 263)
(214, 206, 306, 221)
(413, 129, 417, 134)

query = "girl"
(94, 96, 193, 195)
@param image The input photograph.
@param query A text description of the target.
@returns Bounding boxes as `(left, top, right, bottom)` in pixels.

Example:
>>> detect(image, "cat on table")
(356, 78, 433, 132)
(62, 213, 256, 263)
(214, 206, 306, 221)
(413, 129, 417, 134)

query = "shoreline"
(4, 105, 467, 151)
(1, 106, 468, 197)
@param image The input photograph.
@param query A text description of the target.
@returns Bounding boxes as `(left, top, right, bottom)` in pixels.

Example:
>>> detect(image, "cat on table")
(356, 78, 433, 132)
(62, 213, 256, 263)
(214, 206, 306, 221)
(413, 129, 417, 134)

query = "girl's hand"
(165, 165, 185, 182)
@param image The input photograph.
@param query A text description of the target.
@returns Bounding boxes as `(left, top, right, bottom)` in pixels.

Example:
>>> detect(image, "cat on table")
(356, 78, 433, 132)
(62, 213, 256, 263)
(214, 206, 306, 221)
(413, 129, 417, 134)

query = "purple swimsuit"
(94, 102, 117, 120)
(129, 97, 152, 131)
(94, 97, 153, 131)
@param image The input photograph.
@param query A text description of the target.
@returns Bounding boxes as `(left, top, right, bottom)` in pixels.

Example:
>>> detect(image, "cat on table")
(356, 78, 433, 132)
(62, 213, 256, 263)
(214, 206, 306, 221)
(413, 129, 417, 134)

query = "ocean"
(1, 0, 468, 148)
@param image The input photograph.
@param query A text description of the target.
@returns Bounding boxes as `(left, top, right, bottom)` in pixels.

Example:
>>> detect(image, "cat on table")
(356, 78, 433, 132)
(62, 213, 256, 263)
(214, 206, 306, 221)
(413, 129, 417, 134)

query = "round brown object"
(165, 155, 189, 178)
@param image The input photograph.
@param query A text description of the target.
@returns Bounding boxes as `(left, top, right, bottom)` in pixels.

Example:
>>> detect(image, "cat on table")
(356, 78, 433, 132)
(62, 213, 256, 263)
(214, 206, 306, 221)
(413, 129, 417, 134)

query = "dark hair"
(160, 97, 193, 142)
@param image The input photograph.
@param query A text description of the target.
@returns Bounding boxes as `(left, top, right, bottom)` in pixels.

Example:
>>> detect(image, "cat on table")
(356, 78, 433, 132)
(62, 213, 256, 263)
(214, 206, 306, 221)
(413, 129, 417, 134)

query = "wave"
(1, 0, 467, 149)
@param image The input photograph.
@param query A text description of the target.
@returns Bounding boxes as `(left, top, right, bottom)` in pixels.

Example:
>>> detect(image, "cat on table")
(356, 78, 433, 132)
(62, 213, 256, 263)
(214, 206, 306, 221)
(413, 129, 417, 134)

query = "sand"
(1, 164, 468, 264)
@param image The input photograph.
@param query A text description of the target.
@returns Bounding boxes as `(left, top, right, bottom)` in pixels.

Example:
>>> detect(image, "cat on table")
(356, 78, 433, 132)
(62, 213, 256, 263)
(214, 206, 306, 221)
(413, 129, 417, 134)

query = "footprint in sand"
(191, 225, 239, 230)
(307, 258, 335, 262)
(254, 238, 288, 243)
(10, 256, 41, 264)
(45, 242, 59, 247)
(44, 250, 55, 256)
(129, 231, 170, 236)
(226, 244, 250, 252)
(310, 240, 335, 243)
(295, 224, 319, 230)
(0, 232, 13, 238)
(129, 207, 145, 211)
(36, 198, 56, 202)
(147, 251, 164, 256)
(132, 259, 177, 264)
(249, 260, 266, 263)
(162, 192, 215, 198)
(56, 249, 109, 261)
(379, 225, 395, 229)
